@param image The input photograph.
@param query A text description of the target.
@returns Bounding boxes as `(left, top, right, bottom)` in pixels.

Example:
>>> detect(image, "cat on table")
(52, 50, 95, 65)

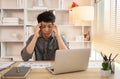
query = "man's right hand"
(26, 23, 41, 55)
(33, 23, 41, 38)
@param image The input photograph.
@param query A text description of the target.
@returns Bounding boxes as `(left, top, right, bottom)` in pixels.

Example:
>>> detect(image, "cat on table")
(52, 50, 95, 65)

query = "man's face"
(40, 21, 54, 39)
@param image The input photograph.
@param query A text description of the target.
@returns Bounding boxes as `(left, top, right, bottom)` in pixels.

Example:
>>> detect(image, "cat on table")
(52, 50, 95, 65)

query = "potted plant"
(101, 61, 111, 77)
(100, 52, 118, 77)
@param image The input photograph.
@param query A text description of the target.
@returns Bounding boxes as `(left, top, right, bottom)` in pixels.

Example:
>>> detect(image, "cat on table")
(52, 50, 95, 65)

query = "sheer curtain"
(93, 0, 120, 63)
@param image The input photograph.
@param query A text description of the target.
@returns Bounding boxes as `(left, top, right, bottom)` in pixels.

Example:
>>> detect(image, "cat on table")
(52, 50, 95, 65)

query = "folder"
(2, 67, 31, 79)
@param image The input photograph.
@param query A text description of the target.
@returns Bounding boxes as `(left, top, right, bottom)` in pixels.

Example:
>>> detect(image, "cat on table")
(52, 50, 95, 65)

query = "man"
(21, 10, 68, 61)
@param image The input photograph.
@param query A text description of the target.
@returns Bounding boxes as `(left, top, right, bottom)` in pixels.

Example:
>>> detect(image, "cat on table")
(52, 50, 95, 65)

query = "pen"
(109, 53, 112, 61)
(16, 67, 20, 73)
(100, 52, 104, 58)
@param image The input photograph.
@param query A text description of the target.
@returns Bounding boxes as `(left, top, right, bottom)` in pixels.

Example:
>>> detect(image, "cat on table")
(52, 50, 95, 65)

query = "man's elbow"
(22, 56, 29, 61)
(21, 54, 29, 61)
(21, 52, 29, 61)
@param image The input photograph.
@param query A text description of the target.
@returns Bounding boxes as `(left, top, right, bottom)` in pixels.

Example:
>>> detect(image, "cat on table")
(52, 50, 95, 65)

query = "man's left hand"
(53, 24, 61, 38)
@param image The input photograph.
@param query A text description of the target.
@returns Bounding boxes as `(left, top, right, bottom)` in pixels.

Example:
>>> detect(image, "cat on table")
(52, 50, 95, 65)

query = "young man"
(21, 11, 68, 61)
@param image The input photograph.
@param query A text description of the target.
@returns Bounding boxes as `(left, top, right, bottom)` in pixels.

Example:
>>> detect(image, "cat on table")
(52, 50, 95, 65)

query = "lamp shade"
(72, 6, 94, 24)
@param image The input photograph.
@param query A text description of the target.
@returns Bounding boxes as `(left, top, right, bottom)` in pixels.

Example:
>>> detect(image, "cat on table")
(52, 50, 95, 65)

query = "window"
(93, 0, 120, 63)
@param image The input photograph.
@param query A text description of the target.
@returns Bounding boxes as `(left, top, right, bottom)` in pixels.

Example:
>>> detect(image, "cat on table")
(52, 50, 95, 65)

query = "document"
(18, 62, 51, 68)
(88, 62, 102, 68)
(0, 61, 15, 71)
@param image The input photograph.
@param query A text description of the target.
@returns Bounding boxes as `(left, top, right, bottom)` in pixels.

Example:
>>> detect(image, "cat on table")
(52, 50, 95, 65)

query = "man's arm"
(26, 23, 41, 54)
(56, 35, 68, 49)
(21, 35, 35, 61)
(21, 23, 41, 61)
(53, 24, 68, 49)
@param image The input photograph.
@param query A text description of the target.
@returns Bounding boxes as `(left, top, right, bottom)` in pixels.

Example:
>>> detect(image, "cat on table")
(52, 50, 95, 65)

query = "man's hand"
(26, 23, 41, 55)
(53, 23, 60, 38)
(53, 23, 68, 49)
(33, 23, 41, 38)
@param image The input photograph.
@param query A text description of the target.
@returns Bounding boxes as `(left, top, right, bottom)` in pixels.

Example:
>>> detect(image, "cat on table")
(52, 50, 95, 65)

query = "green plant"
(102, 61, 110, 70)
(100, 52, 118, 71)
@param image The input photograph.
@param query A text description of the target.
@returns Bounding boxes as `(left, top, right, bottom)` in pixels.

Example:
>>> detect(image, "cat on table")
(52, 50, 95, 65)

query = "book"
(2, 67, 31, 79)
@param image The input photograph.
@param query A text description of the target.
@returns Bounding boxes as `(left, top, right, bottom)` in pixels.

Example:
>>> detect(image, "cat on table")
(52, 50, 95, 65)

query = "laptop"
(46, 48, 91, 74)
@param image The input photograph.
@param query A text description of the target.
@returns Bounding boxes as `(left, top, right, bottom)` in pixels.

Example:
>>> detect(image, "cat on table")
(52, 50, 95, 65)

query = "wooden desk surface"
(0, 61, 114, 79)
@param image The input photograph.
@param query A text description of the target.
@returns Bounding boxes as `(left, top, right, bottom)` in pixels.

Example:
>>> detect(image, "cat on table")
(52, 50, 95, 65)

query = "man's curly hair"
(37, 10, 55, 23)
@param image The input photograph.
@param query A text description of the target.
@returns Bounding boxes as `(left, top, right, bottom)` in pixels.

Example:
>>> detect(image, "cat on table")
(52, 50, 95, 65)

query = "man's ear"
(39, 30, 41, 34)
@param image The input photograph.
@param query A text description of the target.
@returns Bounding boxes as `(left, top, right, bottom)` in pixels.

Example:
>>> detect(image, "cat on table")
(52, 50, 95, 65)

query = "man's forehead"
(41, 22, 53, 25)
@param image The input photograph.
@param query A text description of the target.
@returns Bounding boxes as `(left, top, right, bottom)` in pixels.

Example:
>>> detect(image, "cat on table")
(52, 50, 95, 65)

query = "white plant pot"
(101, 70, 111, 77)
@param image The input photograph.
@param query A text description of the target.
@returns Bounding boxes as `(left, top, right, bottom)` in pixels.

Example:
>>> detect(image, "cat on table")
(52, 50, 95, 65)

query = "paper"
(18, 62, 51, 68)
(0, 62, 15, 71)
(88, 62, 102, 68)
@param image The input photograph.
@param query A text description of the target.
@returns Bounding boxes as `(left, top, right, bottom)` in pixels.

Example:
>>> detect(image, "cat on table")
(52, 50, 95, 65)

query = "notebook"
(2, 67, 31, 79)
(46, 48, 91, 74)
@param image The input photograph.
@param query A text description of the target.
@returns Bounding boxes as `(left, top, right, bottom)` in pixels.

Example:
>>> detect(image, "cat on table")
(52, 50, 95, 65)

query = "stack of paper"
(18, 62, 51, 68)
(3, 18, 20, 25)
(0, 61, 15, 71)
(88, 62, 102, 68)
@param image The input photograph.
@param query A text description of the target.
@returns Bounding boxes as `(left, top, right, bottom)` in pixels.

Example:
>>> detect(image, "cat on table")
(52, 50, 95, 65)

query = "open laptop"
(46, 48, 91, 74)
